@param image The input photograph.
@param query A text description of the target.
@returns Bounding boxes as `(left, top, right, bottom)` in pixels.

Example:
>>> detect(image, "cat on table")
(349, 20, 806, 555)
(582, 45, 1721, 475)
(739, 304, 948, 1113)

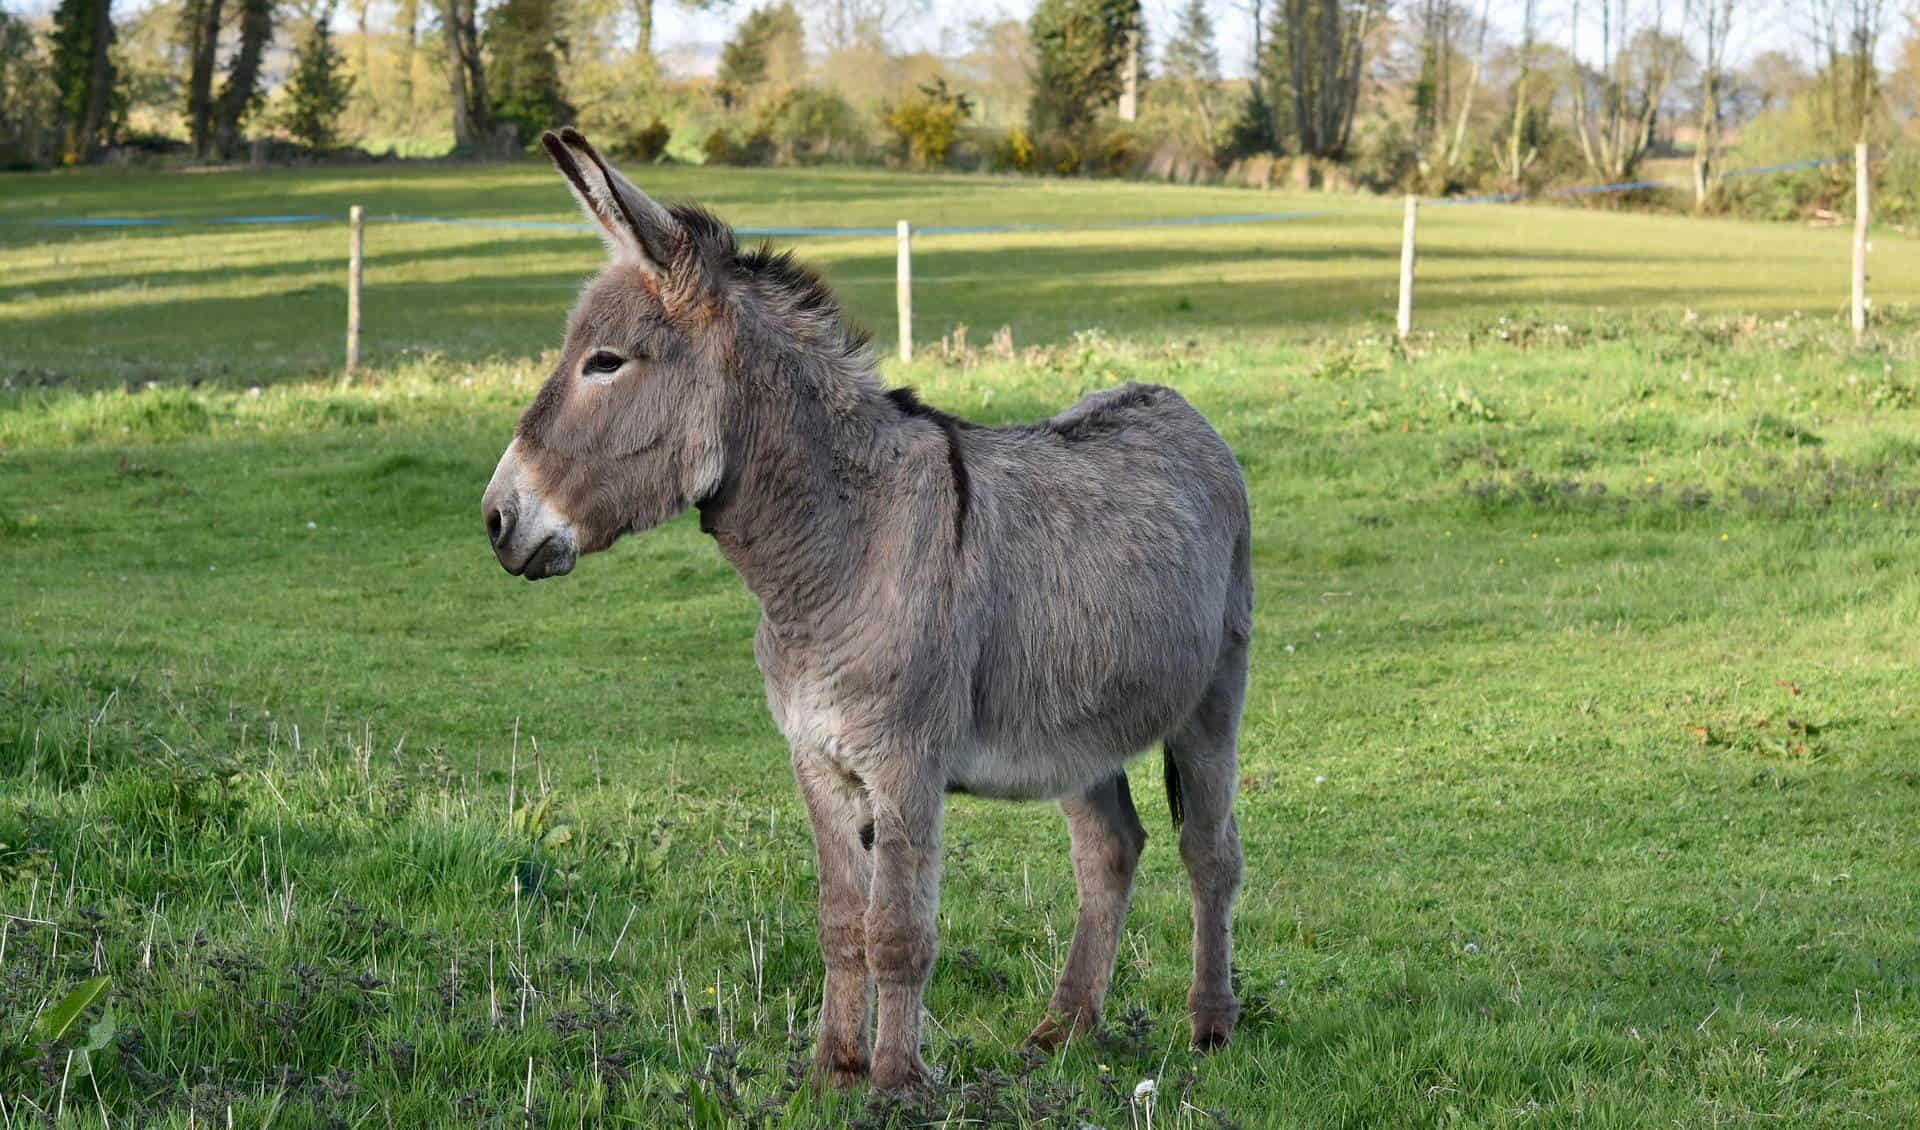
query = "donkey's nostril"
(486, 505, 510, 548)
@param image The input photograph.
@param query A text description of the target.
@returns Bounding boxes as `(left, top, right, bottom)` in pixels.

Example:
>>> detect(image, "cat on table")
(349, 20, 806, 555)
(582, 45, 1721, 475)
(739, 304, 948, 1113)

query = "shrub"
(611, 118, 671, 162)
(883, 78, 974, 169)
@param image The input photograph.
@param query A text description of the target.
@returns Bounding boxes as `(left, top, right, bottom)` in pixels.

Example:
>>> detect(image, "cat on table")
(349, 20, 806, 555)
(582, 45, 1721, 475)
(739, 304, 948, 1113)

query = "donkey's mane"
(670, 203, 872, 363)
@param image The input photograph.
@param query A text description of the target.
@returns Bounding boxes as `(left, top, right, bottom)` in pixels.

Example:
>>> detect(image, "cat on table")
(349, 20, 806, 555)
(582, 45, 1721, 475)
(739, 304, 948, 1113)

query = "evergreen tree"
(49, 0, 117, 162)
(485, 0, 572, 145)
(1162, 0, 1221, 142)
(717, 2, 803, 109)
(1027, 0, 1141, 136)
(280, 1, 353, 149)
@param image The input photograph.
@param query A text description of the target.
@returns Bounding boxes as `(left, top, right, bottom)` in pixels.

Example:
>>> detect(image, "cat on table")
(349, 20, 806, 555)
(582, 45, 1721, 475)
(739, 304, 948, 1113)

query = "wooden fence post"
(346, 205, 364, 379)
(896, 220, 913, 364)
(1852, 142, 1869, 339)
(1397, 195, 1418, 339)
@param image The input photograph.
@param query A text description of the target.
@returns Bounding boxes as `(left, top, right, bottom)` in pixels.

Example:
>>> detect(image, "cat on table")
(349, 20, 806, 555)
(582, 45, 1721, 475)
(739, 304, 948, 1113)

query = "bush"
(610, 118, 671, 162)
(883, 78, 974, 169)
(758, 85, 868, 164)
(702, 126, 773, 166)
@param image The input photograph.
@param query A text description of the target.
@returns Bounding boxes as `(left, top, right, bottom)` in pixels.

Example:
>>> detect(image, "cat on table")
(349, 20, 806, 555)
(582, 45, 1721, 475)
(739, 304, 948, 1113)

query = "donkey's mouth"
(508, 535, 577, 581)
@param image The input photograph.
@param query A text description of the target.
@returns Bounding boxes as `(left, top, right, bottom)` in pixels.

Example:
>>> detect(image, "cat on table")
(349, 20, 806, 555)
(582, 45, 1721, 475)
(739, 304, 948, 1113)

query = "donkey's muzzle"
(483, 439, 579, 581)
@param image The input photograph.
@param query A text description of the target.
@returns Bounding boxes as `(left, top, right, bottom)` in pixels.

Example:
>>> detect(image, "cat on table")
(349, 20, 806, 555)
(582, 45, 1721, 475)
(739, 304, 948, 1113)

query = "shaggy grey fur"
(482, 129, 1252, 1091)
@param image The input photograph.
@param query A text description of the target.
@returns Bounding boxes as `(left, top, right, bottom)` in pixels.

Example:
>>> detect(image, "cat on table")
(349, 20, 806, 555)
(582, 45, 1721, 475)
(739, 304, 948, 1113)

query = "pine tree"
(717, 2, 803, 109)
(1027, 0, 1142, 137)
(485, 0, 572, 145)
(280, 1, 353, 149)
(49, 0, 117, 162)
(1162, 0, 1221, 143)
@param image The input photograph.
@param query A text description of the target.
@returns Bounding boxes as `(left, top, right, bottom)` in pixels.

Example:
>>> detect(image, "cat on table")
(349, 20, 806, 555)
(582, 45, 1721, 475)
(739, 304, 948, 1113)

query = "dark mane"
(668, 203, 871, 358)
(886, 387, 972, 548)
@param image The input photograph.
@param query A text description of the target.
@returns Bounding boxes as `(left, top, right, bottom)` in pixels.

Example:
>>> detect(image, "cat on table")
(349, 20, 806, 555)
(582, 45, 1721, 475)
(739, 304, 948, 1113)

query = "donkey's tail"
(1163, 747, 1185, 828)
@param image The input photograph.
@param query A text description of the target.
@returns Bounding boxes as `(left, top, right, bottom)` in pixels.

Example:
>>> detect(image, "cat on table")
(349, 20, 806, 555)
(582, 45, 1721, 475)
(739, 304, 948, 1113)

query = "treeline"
(1, 0, 1916, 223)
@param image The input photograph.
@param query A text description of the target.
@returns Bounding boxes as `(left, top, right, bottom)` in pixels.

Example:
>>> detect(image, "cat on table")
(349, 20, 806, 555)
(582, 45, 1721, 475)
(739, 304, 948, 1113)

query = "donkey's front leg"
(863, 764, 944, 1090)
(794, 755, 875, 1089)
(1027, 771, 1146, 1051)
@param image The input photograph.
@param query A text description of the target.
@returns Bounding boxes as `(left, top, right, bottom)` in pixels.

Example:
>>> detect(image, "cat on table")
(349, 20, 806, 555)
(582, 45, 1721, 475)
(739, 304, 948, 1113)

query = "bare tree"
(1414, 0, 1490, 179)
(210, 0, 272, 155)
(440, 0, 490, 150)
(1567, 0, 1685, 182)
(1271, 0, 1381, 157)
(1500, 0, 1543, 186)
(180, 0, 224, 157)
(1801, 0, 1886, 143)
(1685, 0, 1739, 206)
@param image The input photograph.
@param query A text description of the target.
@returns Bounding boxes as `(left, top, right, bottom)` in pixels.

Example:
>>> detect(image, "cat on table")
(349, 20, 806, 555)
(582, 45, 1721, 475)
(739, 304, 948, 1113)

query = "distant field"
(3, 160, 1917, 388)
(2, 163, 1919, 1126)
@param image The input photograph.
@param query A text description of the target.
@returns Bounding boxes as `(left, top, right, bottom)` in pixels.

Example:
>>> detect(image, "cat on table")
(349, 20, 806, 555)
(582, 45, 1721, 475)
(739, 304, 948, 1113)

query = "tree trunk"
(631, 0, 653, 60)
(211, 0, 271, 157)
(1692, 72, 1717, 209)
(397, 0, 418, 130)
(442, 0, 488, 151)
(183, 0, 225, 158)
(1118, 26, 1139, 120)
(77, 0, 114, 158)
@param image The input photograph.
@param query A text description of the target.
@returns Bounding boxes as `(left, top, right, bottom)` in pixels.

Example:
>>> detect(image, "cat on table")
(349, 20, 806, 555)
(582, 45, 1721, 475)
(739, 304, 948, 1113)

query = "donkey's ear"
(541, 128, 679, 275)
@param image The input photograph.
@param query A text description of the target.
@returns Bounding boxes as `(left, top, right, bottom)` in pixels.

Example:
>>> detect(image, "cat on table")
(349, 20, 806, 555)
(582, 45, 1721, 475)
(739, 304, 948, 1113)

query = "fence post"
(1397, 195, 1418, 339)
(1852, 142, 1869, 339)
(346, 205, 364, 379)
(896, 220, 913, 364)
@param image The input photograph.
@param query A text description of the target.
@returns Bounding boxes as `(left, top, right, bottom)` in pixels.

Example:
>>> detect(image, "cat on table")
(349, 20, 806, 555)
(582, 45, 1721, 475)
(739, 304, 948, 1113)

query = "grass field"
(6, 160, 1920, 389)
(2, 164, 1919, 1127)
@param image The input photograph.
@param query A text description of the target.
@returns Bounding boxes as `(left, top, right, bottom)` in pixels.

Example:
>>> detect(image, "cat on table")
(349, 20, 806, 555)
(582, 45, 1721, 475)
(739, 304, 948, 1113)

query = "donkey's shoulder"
(1044, 382, 1204, 444)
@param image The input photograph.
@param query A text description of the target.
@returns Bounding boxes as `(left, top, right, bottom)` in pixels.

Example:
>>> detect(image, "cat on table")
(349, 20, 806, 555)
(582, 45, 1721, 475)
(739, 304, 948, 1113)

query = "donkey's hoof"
(1024, 1016, 1071, 1053)
(812, 1049, 870, 1091)
(1189, 1007, 1239, 1051)
(869, 1054, 932, 1092)
(1024, 1010, 1093, 1054)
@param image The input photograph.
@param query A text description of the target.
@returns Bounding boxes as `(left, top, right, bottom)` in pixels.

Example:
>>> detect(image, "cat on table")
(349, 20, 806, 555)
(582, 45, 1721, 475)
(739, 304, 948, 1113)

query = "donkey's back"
(948, 382, 1252, 801)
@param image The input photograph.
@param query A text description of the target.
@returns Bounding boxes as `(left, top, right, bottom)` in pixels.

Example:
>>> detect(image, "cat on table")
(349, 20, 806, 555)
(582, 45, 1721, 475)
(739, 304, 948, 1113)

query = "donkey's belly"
(946, 712, 1176, 801)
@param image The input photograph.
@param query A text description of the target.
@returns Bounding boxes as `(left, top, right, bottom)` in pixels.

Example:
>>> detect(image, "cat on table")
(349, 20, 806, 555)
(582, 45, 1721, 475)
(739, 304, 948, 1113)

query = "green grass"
(3, 164, 1919, 1126)
(4, 161, 1918, 389)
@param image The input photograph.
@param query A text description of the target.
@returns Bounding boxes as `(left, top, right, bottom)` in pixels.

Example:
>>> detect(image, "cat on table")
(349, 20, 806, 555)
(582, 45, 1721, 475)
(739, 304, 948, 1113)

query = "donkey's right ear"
(541, 128, 679, 276)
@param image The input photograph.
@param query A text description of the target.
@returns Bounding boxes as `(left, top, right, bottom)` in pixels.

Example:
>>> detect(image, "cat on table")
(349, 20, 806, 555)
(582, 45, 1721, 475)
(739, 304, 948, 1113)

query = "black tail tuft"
(1163, 747, 1184, 828)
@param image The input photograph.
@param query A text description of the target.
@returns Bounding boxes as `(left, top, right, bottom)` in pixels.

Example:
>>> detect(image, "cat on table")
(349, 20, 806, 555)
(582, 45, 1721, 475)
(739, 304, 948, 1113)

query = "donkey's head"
(482, 129, 731, 579)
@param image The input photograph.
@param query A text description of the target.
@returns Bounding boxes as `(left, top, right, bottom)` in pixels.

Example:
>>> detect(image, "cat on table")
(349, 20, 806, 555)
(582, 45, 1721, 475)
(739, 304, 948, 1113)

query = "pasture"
(2, 163, 1919, 1128)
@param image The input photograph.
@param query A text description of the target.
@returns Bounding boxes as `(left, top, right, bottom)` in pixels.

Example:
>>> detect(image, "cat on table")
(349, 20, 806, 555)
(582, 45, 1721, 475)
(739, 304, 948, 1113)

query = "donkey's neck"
(695, 349, 908, 633)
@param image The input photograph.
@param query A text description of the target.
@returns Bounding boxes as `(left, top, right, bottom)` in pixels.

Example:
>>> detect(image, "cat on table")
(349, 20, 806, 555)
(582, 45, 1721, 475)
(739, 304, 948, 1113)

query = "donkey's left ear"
(542, 128, 679, 276)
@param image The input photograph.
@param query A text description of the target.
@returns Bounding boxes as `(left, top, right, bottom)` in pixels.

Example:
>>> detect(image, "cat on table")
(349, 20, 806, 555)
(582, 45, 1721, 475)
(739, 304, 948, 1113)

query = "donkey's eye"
(583, 350, 625, 376)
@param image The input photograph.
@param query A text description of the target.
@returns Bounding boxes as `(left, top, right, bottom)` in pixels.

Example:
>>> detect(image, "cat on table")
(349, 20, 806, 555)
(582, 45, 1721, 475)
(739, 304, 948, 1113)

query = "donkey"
(483, 129, 1252, 1091)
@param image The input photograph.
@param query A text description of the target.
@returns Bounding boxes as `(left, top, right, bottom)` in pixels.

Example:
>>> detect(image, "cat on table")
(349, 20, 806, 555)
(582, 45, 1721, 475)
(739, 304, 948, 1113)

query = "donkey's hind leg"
(1167, 641, 1248, 1049)
(1026, 771, 1147, 1052)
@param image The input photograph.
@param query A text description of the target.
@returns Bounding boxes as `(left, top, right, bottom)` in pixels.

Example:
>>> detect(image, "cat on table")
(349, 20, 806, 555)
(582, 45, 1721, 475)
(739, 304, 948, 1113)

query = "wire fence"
(4, 147, 1884, 375)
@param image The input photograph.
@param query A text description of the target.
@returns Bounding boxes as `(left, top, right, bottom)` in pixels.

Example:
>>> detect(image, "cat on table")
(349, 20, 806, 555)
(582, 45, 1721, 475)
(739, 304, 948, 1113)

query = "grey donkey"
(483, 129, 1253, 1091)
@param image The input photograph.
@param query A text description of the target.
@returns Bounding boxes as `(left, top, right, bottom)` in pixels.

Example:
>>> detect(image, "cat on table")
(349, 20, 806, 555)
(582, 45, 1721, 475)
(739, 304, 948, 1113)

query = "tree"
(1413, 0, 1490, 179)
(1499, 0, 1546, 186)
(487, 0, 572, 144)
(1685, 0, 1739, 206)
(281, 0, 353, 148)
(1567, 0, 1687, 182)
(716, 2, 803, 108)
(1, 8, 58, 165)
(178, 0, 223, 157)
(1266, 0, 1381, 158)
(439, 0, 491, 151)
(49, 0, 117, 162)
(1028, 0, 1142, 136)
(1162, 0, 1222, 144)
(211, 0, 273, 155)
(1802, 0, 1888, 144)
